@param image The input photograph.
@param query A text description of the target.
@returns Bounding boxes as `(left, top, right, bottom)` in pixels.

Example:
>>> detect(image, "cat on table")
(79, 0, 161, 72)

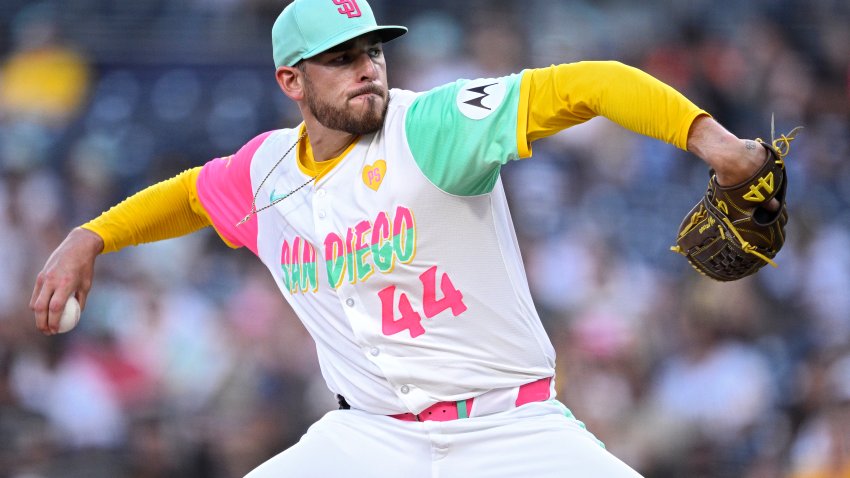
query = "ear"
(276, 66, 305, 101)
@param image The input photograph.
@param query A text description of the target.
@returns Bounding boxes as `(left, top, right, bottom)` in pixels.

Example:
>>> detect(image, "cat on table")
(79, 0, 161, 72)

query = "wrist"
(713, 140, 770, 186)
(687, 116, 769, 186)
(71, 227, 105, 256)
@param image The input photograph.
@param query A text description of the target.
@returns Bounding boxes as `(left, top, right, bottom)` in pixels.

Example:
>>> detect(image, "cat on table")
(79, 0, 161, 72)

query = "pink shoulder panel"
(196, 131, 274, 255)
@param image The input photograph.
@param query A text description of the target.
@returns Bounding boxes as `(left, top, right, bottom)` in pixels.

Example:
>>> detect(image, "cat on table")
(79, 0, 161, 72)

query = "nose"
(354, 51, 379, 82)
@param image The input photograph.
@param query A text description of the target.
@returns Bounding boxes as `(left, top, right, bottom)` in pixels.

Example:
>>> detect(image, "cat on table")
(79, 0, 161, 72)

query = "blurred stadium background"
(0, 0, 848, 477)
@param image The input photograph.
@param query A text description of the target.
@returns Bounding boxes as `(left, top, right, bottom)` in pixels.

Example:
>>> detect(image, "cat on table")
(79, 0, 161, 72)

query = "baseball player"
(30, 0, 780, 476)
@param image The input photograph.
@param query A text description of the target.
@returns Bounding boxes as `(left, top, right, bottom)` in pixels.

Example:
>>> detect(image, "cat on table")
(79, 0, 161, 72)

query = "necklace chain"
(236, 131, 308, 227)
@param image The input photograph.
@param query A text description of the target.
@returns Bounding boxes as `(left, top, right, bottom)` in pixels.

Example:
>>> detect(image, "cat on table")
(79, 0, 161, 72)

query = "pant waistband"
(387, 377, 553, 422)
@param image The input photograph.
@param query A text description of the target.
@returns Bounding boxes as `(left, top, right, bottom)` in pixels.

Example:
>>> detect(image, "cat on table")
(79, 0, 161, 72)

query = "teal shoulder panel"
(404, 74, 522, 196)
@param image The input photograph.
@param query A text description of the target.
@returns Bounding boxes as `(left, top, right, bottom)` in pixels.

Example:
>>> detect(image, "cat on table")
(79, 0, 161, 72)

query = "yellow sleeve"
(516, 61, 708, 158)
(81, 167, 225, 254)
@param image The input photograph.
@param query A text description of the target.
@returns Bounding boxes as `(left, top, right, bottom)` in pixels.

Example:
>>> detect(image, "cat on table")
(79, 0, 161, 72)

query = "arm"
(30, 167, 212, 335)
(82, 167, 212, 252)
(518, 61, 706, 154)
(518, 61, 770, 183)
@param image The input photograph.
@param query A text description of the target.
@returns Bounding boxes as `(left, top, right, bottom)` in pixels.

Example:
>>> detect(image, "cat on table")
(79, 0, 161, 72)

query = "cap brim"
(296, 25, 407, 65)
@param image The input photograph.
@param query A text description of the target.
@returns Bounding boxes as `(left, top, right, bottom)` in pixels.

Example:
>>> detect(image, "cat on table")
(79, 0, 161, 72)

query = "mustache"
(348, 85, 385, 100)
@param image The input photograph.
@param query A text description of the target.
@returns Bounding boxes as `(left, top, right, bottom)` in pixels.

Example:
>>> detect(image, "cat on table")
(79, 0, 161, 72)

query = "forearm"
(521, 62, 770, 188)
(521, 61, 707, 149)
(82, 167, 212, 253)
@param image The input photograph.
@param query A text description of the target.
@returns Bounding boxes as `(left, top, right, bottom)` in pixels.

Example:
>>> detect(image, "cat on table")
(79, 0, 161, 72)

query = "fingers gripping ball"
(672, 126, 802, 281)
(57, 296, 81, 333)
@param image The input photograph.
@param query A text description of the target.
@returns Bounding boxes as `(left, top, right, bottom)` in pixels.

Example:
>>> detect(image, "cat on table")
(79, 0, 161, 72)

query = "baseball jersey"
(83, 61, 704, 415)
(196, 73, 554, 415)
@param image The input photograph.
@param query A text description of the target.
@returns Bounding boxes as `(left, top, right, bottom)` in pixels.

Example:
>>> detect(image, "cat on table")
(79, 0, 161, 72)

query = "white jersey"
(196, 73, 555, 415)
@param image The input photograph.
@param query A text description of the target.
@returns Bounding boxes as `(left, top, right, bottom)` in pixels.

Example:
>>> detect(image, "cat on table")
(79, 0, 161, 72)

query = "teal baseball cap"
(272, 0, 408, 67)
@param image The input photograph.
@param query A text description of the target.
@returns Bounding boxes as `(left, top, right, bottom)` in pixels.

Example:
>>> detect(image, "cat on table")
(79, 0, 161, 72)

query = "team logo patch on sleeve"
(456, 78, 507, 120)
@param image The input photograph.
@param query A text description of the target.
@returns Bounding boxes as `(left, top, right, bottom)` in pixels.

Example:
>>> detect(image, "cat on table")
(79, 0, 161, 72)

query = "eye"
(330, 54, 350, 65)
(368, 47, 383, 58)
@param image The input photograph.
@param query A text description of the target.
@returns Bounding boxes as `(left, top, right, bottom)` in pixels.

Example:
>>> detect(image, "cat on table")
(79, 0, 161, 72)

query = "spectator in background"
(0, 1, 90, 172)
(790, 353, 850, 478)
(645, 282, 775, 476)
(0, 2, 90, 126)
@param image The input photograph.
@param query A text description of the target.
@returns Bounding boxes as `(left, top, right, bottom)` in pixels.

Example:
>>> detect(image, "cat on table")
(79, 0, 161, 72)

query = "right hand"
(30, 227, 104, 335)
(687, 116, 780, 211)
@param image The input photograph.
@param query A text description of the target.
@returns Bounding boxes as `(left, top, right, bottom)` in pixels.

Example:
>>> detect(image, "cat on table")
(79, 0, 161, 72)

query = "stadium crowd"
(0, 0, 848, 477)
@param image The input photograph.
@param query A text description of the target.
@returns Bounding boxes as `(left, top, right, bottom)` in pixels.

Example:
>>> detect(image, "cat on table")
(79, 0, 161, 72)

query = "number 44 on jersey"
(378, 266, 468, 338)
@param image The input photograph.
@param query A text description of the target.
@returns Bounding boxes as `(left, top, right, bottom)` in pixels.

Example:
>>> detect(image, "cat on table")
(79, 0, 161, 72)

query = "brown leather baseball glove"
(672, 126, 802, 281)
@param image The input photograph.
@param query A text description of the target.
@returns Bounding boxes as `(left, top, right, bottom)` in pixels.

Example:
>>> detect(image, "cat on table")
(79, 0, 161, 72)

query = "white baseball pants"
(244, 400, 644, 477)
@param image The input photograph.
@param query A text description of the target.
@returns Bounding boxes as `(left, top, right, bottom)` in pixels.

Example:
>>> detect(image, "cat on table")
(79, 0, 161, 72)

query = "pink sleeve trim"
(196, 131, 274, 255)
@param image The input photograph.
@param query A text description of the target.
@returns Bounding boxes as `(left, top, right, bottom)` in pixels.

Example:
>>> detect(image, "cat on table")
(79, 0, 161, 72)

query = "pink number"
(420, 266, 467, 318)
(379, 285, 425, 338)
(377, 267, 467, 338)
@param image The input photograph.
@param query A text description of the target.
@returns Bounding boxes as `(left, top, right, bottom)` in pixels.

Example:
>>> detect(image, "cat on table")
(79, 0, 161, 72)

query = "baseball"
(57, 296, 81, 333)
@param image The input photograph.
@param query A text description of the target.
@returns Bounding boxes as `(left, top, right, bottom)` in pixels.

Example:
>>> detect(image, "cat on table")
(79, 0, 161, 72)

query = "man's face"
(300, 34, 389, 135)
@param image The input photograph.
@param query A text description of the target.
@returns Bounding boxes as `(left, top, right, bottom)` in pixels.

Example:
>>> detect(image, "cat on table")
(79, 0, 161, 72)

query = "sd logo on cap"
(272, 0, 407, 68)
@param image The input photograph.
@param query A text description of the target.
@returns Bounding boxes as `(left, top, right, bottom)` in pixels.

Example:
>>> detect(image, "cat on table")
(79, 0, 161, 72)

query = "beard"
(303, 78, 389, 135)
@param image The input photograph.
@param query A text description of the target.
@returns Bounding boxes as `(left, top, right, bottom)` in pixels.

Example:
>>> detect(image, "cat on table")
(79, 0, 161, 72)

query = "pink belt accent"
(390, 377, 552, 422)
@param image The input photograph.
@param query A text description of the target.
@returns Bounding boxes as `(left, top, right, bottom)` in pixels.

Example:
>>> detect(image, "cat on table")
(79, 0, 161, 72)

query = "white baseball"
(57, 296, 81, 333)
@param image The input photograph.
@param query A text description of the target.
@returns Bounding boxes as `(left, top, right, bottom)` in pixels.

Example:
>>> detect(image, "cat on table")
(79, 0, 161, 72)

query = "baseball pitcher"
(30, 0, 798, 476)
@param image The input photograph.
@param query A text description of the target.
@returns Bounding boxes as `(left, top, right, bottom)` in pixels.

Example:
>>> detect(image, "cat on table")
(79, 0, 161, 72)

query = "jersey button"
(400, 385, 410, 394)
(346, 298, 355, 307)
(369, 347, 380, 357)
(317, 189, 326, 197)
(318, 210, 327, 219)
